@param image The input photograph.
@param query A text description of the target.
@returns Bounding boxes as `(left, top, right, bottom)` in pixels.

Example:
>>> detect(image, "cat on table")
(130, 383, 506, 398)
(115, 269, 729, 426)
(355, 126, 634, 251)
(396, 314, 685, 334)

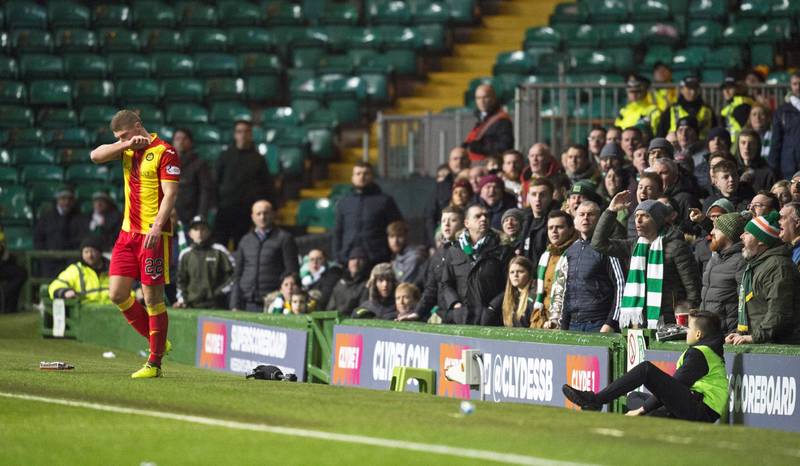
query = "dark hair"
(353, 161, 373, 172)
(590, 125, 606, 133)
(755, 190, 780, 211)
(529, 177, 554, 192)
(441, 205, 464, 219)
(234, 119, 253, 128)
(547, 209, 574, 229)
(711, 159, 738, 176)
(639, 172, 663, 192)
(622, 126, 643, 138)
(174, 127, 193, 141)
(689, 309, 722, 338)
(280, 271, 301, 287)
(606, 166, 631, 192)
(386, 220, 408, 237)
(566, 144, 588, 157)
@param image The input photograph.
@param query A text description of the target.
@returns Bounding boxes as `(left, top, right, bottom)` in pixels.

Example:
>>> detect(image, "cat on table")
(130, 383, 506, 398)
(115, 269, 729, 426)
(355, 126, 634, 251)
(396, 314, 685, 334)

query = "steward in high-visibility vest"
(721, 76, 755, 146)
(561, 310, 728, 423)
(615, 75, 660, 136)
(647, 61, 677, 112)
(657, 76, 716, 140)
(48, 236, 115, 304)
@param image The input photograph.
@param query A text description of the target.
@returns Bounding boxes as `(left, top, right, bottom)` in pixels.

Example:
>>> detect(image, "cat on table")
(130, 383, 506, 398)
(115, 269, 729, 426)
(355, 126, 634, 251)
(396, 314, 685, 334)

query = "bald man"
(230, 200, 299, 311)
(463, 84, 514, 161)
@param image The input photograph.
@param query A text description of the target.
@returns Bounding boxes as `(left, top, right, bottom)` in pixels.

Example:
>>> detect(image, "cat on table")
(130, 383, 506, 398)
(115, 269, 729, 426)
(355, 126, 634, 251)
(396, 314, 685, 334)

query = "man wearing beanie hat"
(701, 212, 748, 334)
(567, 180, 604, 216)
(593, 191, 701, 328)
(598, 142, 625, 174)
(174, 215, 235, 310)
(500, 208, 525, 246)
(706, 127, 732, 155)
(48, 235, 117, 305)
(657, 75, 716, 140)
(474, 174, 516, 230)
(727, 211, 800, 344)
(689, 197, 736, 275)
(647, 137, 674, 161)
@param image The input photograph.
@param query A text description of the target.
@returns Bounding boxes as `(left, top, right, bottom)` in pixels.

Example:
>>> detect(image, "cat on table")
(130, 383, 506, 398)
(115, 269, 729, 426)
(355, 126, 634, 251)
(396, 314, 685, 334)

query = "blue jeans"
(570, 320, 605, 332)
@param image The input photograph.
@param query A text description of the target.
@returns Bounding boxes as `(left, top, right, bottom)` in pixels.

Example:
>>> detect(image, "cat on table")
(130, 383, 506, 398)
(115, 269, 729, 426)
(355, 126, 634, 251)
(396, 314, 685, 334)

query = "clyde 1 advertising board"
(196, 316, 308, 380)
(331, 325, 610, 408)
(646, 349, 800, 432)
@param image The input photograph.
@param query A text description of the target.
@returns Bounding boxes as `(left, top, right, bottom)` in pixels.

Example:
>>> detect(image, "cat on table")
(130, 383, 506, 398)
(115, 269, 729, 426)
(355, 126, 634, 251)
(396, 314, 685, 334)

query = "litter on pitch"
(102, 352, 116, 359)
(39, 361, 74, 370)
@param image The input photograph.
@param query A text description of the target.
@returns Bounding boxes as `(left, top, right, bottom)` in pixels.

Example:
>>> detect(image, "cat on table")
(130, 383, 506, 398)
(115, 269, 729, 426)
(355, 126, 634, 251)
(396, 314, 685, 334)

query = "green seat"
(319, 55, 356, 74)
(274, 145, 305, 176)
(320, 3, 360, 25)
(689, 0, 726, 20)
(73, 80, 115, 105)
(266, 126, 306, 145)
(770, 0, 800, 18)
(641, 22, 681, 46)
(0, 80, 25, 104)
(245, 76, 280, 102)
(149, 124, 175, 140)
(327, 99, 360, 124)
(631, 0, 670, 20)
(766, 71, 790, 85)
(151, 53, 195, 78)
(29, 80, 72, 106)
(324, 75, 367, 100)
(704, 46, 743, 69)
(74, 182, 116, 203)
(28, 182, 61, 210)
(263, 106, 300, 128)
(37, 108, 77, 128)
(65, 163, 112, 183)
(141, 29, 183, 52)
(228, 28, 275, 53)
(239, 53, 282, 76)
(603, 23, 641, 47)
(47, 1, 92, 29)
(99, 28, 141, 52)
(183, 28, 229, 52)
(4, 226, 33, 250)
(353, 52, 393, 74)
(751, 44, 774, 68)
(20, 54, 63, 79)
(523, 27, 560, 51)
(6, 1, 47, 28)
(188, 124, 222, 144)
(739, 0, 771, 18)
(368, 0, 411, 25)
(264, 1, 305, 26)
(586, 0, 627, 22)
(389, 366, 435, 394)
(550, 2, 589, 24)
(290, 76, 324, 101)
(21, 165, 64, 184)
(687, 20, 722, 46)
(9, 128, 43, 147)
(0, 105, 34, 128)
(416, 24, 448, 52)
(12, 30, 53, 53)
(90, 127, 116, 146)
(291, 99, 321, 120)
(210, 101, 251, 126)
(0, 149, 15, 165)
(720, 19, 758, 45)
(219, 1, 261, 26)
(56, 147, 92, 166)
(305, 127, 335, 160)
(0, 186, 33, 227)
(296, 197, 335, 229)
(604, 47, 634, 72)
(194, 53, 238, 77)
(0, 57, 18, 79)
(54, 29, 98, 53)
(303, 108, 339, 129)
(162, 78, 204, 102)
(701, 69, 726, 84)
(116, 79, 160, 104)
(382, 50, 416, 75)
(671, 46, 709, 70)
(329, 183, 351, 200)
(410, 0, 451, 24)
(130, 105, 164, 125)
(0, 166, 18, 184)
(753, 20, 792, 43)
(48, 128, 90, 148)
(292, 48, 326, 69)
(133, 1, 176, 28)
(569, 24, 601, 47)
(322, 26, 357, 52)
(64, 54, 107, 79)
(360, 73, 392, 104)
(80, 105, 116, 127)
(14, 147, 56, 164)
(568, 49, 614, 72)
(93, 4, 131, 27)
(345, 27, 383, 49)
(108, 53, 151, 78)
(179, 2, 219, 27)
(446, 0, 474, 25)
(493, 50, 536, 75)
(206, 78, 245, 101)
(378, 26, 418, 49)
(195, 143, 226, 163)
(166, 103, 209, 125)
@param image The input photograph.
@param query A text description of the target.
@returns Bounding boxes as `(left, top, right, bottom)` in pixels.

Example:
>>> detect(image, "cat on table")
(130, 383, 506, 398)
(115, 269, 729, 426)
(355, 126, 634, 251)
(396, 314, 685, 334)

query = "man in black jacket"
(34, 187, 89, 278)
(521, 177, 555, 264)
(701, 212, 747, 334)
(230, 200, 298, 311)
(650, 157, 701, 235)
(325, 247, 369, 315)
(426, 147, 470, 245)
(441, 204, 510, 325)
(172, 128, 214, 229)
(414, 206, 463, 322)
(215, 120, 272, 249)
(768, 70, 800, 179)
(333, 162, 403, 266)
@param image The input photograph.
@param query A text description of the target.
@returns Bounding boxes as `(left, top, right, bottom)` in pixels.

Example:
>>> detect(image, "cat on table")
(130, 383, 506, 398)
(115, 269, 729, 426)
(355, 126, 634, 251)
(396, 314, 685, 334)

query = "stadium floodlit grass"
(1, 313, 799, 466)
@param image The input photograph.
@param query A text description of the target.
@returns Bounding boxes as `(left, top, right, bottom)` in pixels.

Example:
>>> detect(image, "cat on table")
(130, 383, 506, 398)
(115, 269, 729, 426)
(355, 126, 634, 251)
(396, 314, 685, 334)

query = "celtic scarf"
(619, 235, 664, 328)
(533, 249, 567, 312)
(737, 264, 753, 333)
(457, 229, 490, 260)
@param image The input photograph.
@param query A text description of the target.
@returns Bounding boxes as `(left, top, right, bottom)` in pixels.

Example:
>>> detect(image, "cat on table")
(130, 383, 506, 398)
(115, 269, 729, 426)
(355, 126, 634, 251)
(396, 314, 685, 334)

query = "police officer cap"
(676, 116, 699, 131)
(680, 75, 700, 88)
(626, 75, 650, 90)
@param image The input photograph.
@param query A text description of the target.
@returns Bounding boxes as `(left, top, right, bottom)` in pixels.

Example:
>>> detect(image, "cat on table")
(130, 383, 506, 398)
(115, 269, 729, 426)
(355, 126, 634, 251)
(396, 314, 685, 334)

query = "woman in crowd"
(771, 180, 793, 207)
(746, 103, 772, 160)
(489, 256, 548, 328)
(264, 272, 301, 314)
(353, 263, 398, 320)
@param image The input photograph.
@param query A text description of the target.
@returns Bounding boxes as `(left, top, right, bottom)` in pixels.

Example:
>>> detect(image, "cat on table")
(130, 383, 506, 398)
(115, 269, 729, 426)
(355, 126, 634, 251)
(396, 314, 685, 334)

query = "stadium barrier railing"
(14, 250, 81, 312)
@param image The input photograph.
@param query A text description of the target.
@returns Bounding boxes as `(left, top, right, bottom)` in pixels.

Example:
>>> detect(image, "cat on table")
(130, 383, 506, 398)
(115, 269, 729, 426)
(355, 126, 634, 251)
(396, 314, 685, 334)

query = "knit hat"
(452, 178, 474, 195)
(477, 174, 503, 192)
(676, 116, 699, 132)
(707, 198, 735, 216)
(635, 199, 669, 229)
(745, 211, 782, 248)
(715, 212, 748, 242)
(647, 137, 674, 158)
(501, 208, 525, 225)
(599, 142, 624, 160)
(80, 235, 105, 252)
(792, 171, 800, 181)
(348, 246, 367, 260)
(707, 127, 731, 143)
(569, 180, 603, 205)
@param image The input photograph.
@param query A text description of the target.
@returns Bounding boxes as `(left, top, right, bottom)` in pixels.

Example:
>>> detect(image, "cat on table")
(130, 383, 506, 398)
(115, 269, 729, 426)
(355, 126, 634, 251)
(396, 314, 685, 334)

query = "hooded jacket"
(325, 266, 369, 315)
(701, 242, 745, 334)
(742, 244, 800, 344)
(176, 240, 235, 309)
(333, 183, 403, 265)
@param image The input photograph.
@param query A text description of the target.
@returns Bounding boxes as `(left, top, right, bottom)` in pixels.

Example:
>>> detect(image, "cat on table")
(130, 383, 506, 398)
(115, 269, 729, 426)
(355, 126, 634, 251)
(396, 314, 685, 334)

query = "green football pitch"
(1, 312, 799, 466)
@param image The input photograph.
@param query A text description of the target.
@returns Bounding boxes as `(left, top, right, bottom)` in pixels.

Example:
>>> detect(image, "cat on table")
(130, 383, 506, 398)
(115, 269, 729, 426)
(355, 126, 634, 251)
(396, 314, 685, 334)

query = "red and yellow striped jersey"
(121, 133, 180, 235)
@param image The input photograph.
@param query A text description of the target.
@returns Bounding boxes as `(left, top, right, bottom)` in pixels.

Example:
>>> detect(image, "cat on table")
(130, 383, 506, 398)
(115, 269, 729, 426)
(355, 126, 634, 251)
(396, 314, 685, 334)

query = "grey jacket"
(701, 242, 745, 334)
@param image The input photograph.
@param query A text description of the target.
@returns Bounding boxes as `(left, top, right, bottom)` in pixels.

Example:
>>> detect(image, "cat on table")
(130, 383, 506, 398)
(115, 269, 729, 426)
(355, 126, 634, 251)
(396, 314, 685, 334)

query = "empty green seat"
(99, 28, 141, 52)
(21, 165, 63, 184)
(603, 23, 641, 47)
(704, 46, 743, 69)
(446, 0, 475, 25)
(0, 186, 33, 227)
(368, 0, 411, 25)
(264, 0, 305, 26)
(604, 47, 634, 72)
(9, 128, 43, 147)
(586, 0, 627, 22)
(49, 128, 90, 148)
(133, 1, 176, 28)
(770, 0, 800, 18)
(108, 53, 151, 78)
(219, 1, 261, 26)
(410, 0, 451, 24)
(671, 46, 709, 70)
(263, 106, 299, 128)
(228, 28, 275, 52)
(550, 2, 588, 24)
(0, 149, 14, 164)
(20, 54, 63, 79)
(320, 3, 360, 25)
(305, 127, 334, 159)
(206, 78, 245, 101)
(166, 103, 209, 125)
(6, 1, 48, 29)
(721, 19, 758, 45)
(74, 183, 115, 203)
(91, 127, 117, 146)
(493, 50, 535, 75)
(416, 24, 447, 52)
(184, 28, 229, 52)
(162, 78, 204, 102)
(4, 226, 33, 250)
(53, 28, 97, 53)
(0, 105, 34, 128)
(80, 105, 116, 127)
(687, 20, 722, 46)
(151, 53, 194, 77)
(739, 0, 771, 18)
(28, 182, 61, 209)
(0, 80, 25, 104)
(188, 124, 222, 144)
(523, 27, 560, 50)
(93, 4, 131, 27)
(149, 123, 174, 140)
(12, 29, 53, 53)
(37, 108, 77, 128)
(195, 53, 238, 77)
(246, 75, 280, 102)
(13, 147, 55, 164)
(643, 45, 674, 68)
(73, 80, 115, 105)
(64, 54, 107, 78)
(179, 2, 219, 27)
(116, 79, 160, 104)
(0, 166, 17, 184)
(29, 80, 72, 106)
(751, 44, 774, 67)
(266, 126, 306, 145)
(753, 20, 792, 43)
(141, 29, 183, 52)
(568, 49, 614, 72)
(344, 27, 383, 49)
(65, 163, 112, 183)
(210, 101, 251, 125)
(701, 69, 726, 84)
(304, 108, 339, 129)
(296, 198, 335, 229)
(291, 99, 321, 120)
(0, 57, 18, 79)
(361, 73, 392, 104)
(689, 0, 726, 20)
(195, 143, 226, 163)
(319, 55, 355, 74)
(569, 24, 600, 47)
(274, 145, 305, 176)
(631, 0, 670, 20)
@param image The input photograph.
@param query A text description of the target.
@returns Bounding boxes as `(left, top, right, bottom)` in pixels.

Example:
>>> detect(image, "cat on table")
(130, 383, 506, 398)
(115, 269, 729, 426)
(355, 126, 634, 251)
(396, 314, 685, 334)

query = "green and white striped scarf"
(619, 235, 664, 328)
(457, 229, 490, 260)
(533, 249, 567, 311)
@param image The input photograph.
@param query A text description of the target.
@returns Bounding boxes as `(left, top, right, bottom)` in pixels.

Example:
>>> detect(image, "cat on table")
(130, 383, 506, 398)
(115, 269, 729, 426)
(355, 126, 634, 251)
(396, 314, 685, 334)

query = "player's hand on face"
(126, 135, 150, 150)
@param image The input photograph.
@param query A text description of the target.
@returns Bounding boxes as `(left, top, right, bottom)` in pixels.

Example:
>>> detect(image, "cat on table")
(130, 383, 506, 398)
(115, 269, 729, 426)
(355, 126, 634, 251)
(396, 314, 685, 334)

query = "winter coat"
(215, 146, 271, 210)
(305, 265, 344, 309)
(701, 184, 755, 214)
(176, 151, 214, 227)
(425, 173, 455, 245)
(353, 296, 397, 320)
(592, 210, 701, 322)
(521, 211, 549, 265)
(414, 243, 450, 321)
(325, 268, 369, 315)
(740, 158, 777, 194)
(392, 244, 427, 287)
(768, 101, 800, 179)
(463, 107, 514, 158)
(440, 232, 511, 325)
(701, 242, 745, 334)
(561, 237, 625, 329)
(230, 229, 298, 310)
(34, 204, 90, 278)
(177, 241, 235, 309)
(664, 174, 702, 235)
(48, 258, 112, 304)
(742, 244, 800, 344)
(333, 183, 403, 265)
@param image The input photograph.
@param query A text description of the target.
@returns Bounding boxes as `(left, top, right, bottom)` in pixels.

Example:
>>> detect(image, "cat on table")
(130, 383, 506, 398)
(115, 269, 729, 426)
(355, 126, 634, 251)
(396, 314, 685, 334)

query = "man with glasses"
(587, 127, 606, 162)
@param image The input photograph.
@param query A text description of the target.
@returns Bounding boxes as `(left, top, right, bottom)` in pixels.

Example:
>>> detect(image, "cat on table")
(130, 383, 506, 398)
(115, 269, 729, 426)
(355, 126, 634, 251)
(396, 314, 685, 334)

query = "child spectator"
(290, 291, 311, 315)
(175, 216, 235, 309)
(353, 263, 398, 320)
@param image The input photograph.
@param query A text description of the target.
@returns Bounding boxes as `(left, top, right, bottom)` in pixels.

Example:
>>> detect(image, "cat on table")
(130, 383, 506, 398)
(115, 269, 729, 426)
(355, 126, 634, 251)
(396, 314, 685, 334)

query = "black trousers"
(596, 361, 718, 423)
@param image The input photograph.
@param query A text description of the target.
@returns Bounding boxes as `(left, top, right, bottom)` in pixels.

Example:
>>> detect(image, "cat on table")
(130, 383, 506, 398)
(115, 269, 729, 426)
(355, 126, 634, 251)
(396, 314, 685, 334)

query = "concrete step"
(439, 56, 494, 73)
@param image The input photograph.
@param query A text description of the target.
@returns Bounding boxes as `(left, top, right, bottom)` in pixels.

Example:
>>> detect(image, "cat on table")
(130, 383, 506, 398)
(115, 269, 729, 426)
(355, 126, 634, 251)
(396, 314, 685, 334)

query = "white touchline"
(0, 391, 597, 466)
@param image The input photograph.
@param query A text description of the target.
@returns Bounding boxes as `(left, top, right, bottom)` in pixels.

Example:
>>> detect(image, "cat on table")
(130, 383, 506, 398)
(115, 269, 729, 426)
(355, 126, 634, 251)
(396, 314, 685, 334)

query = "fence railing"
(377, 82, 791, 179)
